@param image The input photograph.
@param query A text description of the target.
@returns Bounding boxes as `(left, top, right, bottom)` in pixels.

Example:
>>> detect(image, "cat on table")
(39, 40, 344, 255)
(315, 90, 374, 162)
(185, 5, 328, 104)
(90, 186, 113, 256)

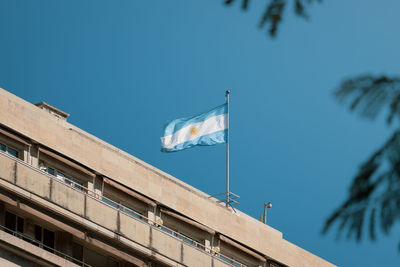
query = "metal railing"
(0, 151, 250, 267)
(210, 191, 240, 207)
(0, 224, 91, 267)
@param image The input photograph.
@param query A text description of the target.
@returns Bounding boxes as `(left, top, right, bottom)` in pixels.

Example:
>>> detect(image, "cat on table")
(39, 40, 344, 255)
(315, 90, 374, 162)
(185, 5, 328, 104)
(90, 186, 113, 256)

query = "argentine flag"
(161, 104, 228, 152)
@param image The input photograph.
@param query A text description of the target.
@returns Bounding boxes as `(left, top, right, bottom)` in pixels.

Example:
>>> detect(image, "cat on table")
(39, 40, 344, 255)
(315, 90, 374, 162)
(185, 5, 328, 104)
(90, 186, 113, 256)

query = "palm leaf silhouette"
(323, 74, 400, 250)
(224, 0, 322, 37)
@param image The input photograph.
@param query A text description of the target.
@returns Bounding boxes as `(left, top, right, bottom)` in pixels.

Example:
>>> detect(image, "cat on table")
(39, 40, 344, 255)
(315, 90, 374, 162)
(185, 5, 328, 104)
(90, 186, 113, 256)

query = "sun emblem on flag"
(190, 126, 199, 137)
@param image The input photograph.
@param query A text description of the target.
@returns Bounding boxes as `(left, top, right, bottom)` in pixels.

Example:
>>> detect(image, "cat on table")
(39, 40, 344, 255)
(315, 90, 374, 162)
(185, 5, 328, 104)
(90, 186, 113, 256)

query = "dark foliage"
(323, 75, 400, 250)
(224, 0, 322, 37)
(335, 75, 400, 124)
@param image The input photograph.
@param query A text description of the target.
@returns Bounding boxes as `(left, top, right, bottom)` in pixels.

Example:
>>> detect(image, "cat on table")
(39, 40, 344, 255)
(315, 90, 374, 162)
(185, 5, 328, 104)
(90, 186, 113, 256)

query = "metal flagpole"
(225, 90, 230, 207)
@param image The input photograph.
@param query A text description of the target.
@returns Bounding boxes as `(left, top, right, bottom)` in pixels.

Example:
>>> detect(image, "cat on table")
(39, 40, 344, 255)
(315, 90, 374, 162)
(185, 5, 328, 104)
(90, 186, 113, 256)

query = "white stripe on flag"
(161, 114, 226, 149)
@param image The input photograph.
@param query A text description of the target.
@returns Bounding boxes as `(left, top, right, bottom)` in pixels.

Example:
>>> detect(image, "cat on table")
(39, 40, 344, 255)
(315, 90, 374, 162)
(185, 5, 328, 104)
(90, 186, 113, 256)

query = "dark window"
(64, 175, 84, 190)
(0, 143, 19, 158)
(72, 242, 83, 264)
(34, 225, 55, 252)
(102, 197, 119, 209)
(40, 162, 85, 192)
(107, 257, 119, 267)
(219, 255, 242, 267)
(160, 223, 202, 248)
(47, 167, 55, 176)
(120, 203, 145, 221)
(43, 228, 55, 250)
(7, 147, 18, 158)
(17, 217, 24, 233)
(5, 211, 16, 234)
(34, 225, 42, 241)
(5, 211, 23, 235)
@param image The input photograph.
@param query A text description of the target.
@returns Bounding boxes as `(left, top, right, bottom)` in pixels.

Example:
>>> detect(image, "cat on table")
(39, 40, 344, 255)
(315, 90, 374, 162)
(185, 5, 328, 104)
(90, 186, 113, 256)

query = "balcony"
(0, 151, 249, 267)
(0, 223, 90, 267)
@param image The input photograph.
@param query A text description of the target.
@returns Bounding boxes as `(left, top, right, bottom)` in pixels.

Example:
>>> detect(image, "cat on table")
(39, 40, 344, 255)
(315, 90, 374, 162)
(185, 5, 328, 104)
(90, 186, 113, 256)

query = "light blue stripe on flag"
(161, 103, 227, 152)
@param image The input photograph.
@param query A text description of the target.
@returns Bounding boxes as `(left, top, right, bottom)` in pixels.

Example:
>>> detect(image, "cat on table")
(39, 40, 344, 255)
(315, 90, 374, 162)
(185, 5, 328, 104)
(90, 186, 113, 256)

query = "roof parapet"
(35, 102, 70, 121)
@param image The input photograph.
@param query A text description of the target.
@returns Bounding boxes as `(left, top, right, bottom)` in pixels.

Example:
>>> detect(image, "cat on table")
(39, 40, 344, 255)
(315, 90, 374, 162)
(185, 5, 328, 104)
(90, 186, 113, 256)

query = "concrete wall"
(0, 228, 79, 267)
(0, 88, 335, 267)
(0, 247, 43, 267)
(0, 152, 234, 267)
(0, 155, 15, 183)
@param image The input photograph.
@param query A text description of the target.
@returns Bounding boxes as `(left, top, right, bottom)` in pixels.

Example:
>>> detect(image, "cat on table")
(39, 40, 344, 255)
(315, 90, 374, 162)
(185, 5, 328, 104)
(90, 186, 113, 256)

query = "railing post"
(13, 161, 17, 184)
(49, 178, 53, 200)
(117, 207, 121, 235)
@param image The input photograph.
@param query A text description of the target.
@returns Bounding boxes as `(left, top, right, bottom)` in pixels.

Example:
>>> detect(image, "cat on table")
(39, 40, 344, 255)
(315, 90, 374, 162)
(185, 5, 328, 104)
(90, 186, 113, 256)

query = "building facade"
(0, 88, 335, 267)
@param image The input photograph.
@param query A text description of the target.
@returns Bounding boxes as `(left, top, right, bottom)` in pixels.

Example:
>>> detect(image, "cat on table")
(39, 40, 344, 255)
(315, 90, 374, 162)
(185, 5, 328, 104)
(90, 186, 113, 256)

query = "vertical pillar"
(147, 208, 155, 225)
(23, 149, 29, 164)
(30, 145, 40, 168)
(204, 236, 212, 253)
(91, 176, 103, 199)
(87, 179, 94, 195)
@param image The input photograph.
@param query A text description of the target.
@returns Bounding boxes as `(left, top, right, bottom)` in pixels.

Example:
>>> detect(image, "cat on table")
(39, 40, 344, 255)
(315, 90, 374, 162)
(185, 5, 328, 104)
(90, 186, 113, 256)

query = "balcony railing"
(0, 151, 250, 267)
(0, 224, 91, 267)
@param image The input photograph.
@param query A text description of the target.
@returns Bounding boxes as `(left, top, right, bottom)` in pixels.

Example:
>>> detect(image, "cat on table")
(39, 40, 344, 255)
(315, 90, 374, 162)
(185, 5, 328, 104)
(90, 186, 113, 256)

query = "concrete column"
(30, 145, 40, 168)
(87, 179, 94, 195)
(91, 176, 103, 199)
(204, 237, 211, 253)
(23, 149, 29, 164)
(152, 206, 164, 227)
(147, 206, 156, 225)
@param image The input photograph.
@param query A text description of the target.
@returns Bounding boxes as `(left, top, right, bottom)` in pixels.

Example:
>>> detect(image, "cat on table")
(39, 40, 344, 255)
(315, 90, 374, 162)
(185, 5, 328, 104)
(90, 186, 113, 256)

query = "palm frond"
(335, 75, 400, 124)
(322, 130, 400, 249)
(259, 0, 287, 37)
(223, 0, 322, 37)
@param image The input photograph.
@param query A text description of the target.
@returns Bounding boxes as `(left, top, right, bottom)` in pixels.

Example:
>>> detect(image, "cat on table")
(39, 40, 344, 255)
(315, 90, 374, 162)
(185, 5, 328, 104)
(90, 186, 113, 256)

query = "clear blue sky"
(1, 0, 400, 266)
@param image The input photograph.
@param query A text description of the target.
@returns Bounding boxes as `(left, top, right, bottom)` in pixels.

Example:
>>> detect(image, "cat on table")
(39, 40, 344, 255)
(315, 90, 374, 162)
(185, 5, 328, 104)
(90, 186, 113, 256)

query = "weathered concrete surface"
(0, 247, 42, 267)
(86, 196, 118, 232)
(51, 180, 85, 217)
(0, 228, 79, 267)
(0, 88, 335, 267)
(150, 228, 181, 262)
(0, 156, 15, 183)
(16, 163, 50, 199)
(119, 212, 150, 247)
(0, 166, 233, 267)
(181, 244, 212, 267)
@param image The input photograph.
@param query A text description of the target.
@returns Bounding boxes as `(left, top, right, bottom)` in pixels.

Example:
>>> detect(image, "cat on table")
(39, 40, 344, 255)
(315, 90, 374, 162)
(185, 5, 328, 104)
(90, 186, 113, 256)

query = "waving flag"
(161, 103, 227, 152)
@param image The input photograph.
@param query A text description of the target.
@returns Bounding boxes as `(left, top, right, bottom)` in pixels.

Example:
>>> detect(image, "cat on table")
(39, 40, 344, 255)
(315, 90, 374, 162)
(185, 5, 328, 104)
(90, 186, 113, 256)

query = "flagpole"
(225, 90, 230, 208)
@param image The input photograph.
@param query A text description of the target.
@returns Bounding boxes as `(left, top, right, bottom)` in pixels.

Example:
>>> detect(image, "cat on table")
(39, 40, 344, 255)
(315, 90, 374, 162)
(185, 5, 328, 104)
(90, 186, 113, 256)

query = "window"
(177, 232, 199, 247)
(0, 142, 19, 158)
(219, 255, 244, 267)
(160, 226, 174, 236)
(160, 211, 205, 249)
(219, 239, 255, 267)
(40, 161, 85, 191)
(119, 202, 145, 221)
(102, 197, 119, 209)
(5, 211, 24, 235)
(159, 225, 202, 248)
(72, 242, 83, 264)
(102, 181, 150, 222)
(101, 197, 146, 221)
(34, 225, 55, 252)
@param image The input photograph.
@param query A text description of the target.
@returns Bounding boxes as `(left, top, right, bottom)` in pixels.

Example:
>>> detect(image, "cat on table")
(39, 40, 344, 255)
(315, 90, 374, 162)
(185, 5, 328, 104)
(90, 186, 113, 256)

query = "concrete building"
(0, 88, 335, 267)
